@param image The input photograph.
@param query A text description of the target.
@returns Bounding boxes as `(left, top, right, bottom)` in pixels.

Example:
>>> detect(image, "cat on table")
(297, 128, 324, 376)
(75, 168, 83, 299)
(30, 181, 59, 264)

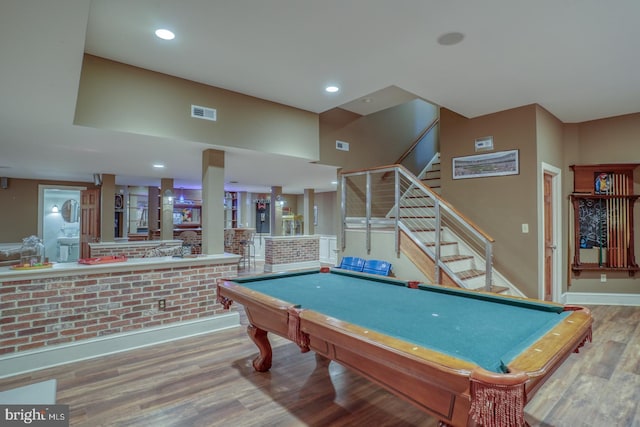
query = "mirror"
(61, 199, 79, 223)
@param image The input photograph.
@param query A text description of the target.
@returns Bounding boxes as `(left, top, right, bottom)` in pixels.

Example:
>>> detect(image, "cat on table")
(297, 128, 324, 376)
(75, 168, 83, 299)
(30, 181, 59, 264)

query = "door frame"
(37, 184, 87, 237)
(538, 163, 562, 302)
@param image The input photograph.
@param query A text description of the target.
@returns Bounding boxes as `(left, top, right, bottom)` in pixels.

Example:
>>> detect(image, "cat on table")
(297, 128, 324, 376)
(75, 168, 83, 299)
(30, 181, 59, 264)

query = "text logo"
(1, 405, 69, 426)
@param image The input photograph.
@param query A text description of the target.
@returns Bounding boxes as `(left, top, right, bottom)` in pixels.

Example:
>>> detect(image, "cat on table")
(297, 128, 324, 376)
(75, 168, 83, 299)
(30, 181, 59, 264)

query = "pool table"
(218, 268, 592, 427)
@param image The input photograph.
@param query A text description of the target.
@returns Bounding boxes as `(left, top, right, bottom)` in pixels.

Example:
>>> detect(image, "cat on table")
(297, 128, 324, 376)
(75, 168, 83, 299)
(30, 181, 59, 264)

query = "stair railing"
(381, 117, 439, 180)
(341, 164, 495, 290)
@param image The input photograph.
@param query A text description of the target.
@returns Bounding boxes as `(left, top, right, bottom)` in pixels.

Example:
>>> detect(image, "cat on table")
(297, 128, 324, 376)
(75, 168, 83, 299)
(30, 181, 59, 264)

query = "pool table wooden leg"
(247, 324, 272, 372)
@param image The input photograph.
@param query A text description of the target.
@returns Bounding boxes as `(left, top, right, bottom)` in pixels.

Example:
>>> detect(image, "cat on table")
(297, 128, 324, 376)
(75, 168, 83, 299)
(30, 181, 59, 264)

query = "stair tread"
(441, 254, 473, 262)
(424, 240, 456, 246)
(456, 269, 485, 279)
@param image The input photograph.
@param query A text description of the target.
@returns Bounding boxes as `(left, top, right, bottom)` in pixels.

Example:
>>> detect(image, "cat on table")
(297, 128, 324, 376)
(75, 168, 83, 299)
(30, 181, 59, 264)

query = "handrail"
(396, 165, 495, 244)
(395, 117, 440, 166)
(340, 164, 495, 290)
(340, 164, 495, 244)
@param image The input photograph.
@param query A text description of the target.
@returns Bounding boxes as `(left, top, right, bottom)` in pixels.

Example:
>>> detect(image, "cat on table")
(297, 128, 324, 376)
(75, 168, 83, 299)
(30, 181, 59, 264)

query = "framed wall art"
(452, 149, 519, 180)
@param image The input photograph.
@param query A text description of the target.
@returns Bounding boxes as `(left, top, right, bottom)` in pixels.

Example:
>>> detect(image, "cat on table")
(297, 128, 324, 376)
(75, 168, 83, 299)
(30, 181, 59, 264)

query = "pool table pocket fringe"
(469, 371, 527, 427)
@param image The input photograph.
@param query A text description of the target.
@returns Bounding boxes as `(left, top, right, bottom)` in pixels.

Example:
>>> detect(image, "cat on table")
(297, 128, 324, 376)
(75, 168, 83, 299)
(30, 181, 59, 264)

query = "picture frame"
(452, 149, 519, 180)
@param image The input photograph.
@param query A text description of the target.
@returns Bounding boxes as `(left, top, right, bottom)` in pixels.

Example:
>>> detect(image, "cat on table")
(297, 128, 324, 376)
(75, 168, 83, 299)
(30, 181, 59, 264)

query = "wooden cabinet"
(570, 164, 640, 275)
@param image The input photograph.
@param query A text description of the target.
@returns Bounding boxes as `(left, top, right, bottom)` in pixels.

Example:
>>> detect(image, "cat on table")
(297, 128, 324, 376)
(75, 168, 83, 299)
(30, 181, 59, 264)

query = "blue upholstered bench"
(337, 256, 365, 272)
(362, 259, 392, 276)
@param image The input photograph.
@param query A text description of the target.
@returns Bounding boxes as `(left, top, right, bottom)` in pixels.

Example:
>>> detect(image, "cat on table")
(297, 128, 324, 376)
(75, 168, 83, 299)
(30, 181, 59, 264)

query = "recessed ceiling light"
(325, 85, 340, 93)
(153, 163, 165, 168)
(331, 181, 338, 185)
(437, 32, 465, 46)
(155, 29, 175, 40)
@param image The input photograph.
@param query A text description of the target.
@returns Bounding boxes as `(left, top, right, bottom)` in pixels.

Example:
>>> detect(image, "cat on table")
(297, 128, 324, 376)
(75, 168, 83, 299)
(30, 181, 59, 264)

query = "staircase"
(341, 160, 522, 296)
(419, 153, 441, 195)
(412, 156, 517, 293)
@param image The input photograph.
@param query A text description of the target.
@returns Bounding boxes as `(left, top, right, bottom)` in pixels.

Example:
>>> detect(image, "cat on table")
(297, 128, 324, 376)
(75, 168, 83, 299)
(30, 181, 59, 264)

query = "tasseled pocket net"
(469, 375, 527, 427)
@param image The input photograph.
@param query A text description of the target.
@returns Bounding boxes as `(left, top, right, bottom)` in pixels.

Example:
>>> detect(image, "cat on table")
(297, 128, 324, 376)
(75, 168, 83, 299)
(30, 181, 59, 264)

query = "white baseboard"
(264, 260, 320, 272)
(0, 312, 240, 379)
(562, 292, 640, 306)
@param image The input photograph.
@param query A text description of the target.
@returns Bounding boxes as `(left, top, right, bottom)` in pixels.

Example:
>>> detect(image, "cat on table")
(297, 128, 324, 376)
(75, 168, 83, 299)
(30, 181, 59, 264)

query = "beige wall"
(75, 55, 319, 161)
(535, 106, 566, 295)
(563, 113, 640, 294)
(314, 191, 338, 236)
(536, 106, 565, 167)
(342, 230, 430, 283)
(0, 178, 95, 243)
(318, 99, 436, 171)
(440, 105, 540, 296)
(439, 106, 640, 297)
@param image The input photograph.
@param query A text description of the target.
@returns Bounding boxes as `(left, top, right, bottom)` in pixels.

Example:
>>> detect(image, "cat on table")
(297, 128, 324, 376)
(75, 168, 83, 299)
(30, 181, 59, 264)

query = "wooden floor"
(1, 304, 639, 426)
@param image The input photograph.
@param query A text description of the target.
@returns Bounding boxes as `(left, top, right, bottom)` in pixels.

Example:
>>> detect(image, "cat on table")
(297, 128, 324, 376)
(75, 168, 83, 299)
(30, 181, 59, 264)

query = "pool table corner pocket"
(469, 367, 529, 427)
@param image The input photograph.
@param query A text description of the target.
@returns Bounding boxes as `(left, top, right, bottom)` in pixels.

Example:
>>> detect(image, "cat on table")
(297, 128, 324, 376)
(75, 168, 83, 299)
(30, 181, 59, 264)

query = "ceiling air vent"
(191, 105, 217, 121)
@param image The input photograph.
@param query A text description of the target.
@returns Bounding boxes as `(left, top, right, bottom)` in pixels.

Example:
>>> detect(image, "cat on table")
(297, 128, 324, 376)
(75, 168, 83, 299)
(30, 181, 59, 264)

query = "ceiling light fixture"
(155, 29, 175, 40)
(325, 85, 340, 93)
(153, 163, 165, 169)
(437, 32, 465, 46)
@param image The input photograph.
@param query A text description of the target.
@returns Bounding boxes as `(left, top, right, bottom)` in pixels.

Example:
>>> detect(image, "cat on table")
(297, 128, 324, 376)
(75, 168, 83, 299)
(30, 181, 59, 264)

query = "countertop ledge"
(0, 253, 241, 281)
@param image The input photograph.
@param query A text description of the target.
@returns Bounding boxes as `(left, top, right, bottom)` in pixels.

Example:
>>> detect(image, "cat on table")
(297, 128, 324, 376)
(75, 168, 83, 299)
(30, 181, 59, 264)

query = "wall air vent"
(191, 105, 217, 121)
(336, 140, 350, 151)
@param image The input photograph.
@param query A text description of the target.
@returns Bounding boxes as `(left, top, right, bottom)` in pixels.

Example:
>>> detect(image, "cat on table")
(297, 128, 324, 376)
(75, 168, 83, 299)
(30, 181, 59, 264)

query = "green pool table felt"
(234, 270, 570, 372)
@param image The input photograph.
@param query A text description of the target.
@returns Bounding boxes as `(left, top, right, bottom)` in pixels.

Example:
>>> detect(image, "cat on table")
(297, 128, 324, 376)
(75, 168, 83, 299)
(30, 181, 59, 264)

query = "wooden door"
(544, 173, 554, 301)
(80, 189, 101, 259)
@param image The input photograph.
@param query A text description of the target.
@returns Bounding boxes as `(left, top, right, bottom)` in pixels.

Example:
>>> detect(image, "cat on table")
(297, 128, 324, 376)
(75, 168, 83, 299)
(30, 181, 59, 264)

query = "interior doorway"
(540, 163, 562, 301)
(38, 185, 84, 262)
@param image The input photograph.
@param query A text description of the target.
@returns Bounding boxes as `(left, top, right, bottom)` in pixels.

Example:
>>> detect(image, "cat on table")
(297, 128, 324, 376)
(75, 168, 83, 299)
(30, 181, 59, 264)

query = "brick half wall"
(264, 236, 320, 272)
(0, 260, 238, 356)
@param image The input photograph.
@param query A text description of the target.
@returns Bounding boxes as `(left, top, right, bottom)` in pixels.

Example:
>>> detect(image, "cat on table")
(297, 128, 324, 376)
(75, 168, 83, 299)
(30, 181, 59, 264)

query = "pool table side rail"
(227, 267, 410, 287)
(218, 280, 299, 336)
(415, 282, 566, 313)
(301, 309, 479, 425)
(507, 306, 593, 397)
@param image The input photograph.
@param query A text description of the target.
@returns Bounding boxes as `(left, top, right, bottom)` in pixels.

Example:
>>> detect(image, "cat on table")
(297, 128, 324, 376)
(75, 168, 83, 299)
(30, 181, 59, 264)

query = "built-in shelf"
(570, 164, 639, 276)
(224, 192, 238, 228)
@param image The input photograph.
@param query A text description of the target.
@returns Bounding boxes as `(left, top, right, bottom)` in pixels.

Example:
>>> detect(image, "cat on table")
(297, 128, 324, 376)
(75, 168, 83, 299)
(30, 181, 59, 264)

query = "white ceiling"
(1, 0, 639, 193)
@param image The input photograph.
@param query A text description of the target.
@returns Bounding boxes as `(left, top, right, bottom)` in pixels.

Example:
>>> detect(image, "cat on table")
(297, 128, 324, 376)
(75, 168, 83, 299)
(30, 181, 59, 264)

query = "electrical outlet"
(600, 274, 607, 283)
(158, 299, 166, 310)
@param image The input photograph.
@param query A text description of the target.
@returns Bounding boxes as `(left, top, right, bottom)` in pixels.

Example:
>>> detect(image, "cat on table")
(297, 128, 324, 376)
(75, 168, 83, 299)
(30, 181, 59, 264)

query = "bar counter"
(0, 253, 241, 377)
(0, 253, 237, 281)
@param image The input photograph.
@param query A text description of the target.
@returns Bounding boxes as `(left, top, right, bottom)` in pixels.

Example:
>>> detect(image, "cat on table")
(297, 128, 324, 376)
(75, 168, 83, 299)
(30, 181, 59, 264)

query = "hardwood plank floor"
(1, 304, 639, 426)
